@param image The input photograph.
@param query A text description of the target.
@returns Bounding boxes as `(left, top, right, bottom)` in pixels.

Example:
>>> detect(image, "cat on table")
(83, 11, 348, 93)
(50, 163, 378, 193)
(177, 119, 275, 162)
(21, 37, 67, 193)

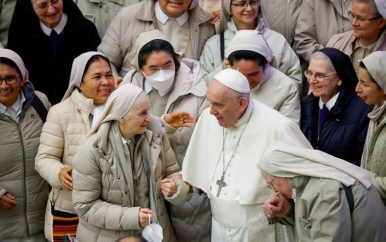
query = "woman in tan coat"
(72, 83, 189, 242)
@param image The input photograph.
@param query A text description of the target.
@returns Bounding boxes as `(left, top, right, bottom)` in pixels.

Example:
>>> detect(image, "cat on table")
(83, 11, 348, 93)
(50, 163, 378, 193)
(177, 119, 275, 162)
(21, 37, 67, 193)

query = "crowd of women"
(0, 0, 386, 241)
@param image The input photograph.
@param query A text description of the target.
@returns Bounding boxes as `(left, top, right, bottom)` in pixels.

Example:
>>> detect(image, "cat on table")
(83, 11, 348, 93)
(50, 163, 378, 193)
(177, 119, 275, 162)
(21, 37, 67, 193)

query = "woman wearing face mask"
(356, 51, 386, 203)
(199, 0, 302, 89)
(72, 83, 188, 242)
(35, 51, 118, 241)
(122, 29, 211, 242)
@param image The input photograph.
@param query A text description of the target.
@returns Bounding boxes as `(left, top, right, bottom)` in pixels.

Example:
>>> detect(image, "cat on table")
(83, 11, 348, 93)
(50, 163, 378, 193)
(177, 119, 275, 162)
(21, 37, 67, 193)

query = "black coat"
(8, 0, 100, 104)
(301, 89, 372, 166)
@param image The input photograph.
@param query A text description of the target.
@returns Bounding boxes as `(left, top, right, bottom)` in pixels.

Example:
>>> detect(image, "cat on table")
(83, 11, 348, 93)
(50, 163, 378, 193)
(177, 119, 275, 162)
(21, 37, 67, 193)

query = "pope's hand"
(164, 111, 195, 128)
(263, 193, 293, 218)
(222, 57, 230, 70)
(114, 77, 123, 90)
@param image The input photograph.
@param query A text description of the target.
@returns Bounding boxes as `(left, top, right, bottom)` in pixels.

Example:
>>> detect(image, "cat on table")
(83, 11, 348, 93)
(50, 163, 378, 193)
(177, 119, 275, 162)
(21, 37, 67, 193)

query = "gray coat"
(289, 176, 386, 241)
(72, 117, 187, 242)
(0, 82, 51, 239)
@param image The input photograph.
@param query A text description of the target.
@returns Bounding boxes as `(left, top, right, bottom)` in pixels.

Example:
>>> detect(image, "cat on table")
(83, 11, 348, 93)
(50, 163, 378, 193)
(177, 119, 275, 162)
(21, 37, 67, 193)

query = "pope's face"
(207, 80, 245, 128)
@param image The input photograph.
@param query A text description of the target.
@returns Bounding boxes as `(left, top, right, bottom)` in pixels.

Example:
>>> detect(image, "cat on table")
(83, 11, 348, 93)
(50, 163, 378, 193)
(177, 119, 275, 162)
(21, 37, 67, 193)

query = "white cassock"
(182, 99, 312, 242)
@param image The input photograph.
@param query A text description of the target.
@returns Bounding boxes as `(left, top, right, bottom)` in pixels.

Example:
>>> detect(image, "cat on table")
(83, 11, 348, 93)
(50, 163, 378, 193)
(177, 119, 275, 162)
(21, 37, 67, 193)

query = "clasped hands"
(263, 192, 293, 219)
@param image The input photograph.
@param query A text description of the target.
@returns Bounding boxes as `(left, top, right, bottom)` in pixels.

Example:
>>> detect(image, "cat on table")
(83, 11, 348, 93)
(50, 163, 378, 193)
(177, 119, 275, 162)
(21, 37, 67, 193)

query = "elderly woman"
(301, 48, 372, 166)
(35, 51, 116, 241)
(199, 0, 302, 87)
(0, 49, 50, 241)
(72, 83, 188, 242)
(7, 0, 100, 104)
(258, 141, 386, 241)
(356, 51, 386, 203)
(122, 29, 211, 242)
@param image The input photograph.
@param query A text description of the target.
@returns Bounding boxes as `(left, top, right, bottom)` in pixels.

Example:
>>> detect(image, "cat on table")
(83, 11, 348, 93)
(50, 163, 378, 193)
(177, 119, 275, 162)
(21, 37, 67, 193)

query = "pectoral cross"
(216, 174, 227, 197)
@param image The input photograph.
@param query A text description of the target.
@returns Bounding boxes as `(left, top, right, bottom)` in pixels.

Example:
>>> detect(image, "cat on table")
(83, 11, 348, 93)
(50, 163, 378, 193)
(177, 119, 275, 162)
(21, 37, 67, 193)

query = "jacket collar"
(70, 88, 94, 114)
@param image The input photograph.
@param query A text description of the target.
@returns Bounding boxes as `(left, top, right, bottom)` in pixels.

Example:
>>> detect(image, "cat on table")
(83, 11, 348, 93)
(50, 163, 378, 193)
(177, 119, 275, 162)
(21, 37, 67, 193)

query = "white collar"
(40, 12, 68, 36)
(319, 92, 340, 110)
(155, 1, 189, 26)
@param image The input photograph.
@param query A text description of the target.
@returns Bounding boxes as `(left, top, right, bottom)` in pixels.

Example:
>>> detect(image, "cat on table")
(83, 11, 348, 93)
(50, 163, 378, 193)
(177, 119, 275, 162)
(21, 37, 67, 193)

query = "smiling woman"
(301, 48, 373, 167)
(35, 51, 117, 241)
(7, 0, 100, 104)
(71, 83, 188, 242)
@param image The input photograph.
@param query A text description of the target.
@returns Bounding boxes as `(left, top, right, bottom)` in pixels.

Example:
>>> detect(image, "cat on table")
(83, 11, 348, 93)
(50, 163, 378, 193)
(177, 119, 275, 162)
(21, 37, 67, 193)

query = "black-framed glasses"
(267, 176, 275, 189)
(231, 0, 259, 8)
(33, 0, 60, 12)
(348, 11, 382, 23)
(304, 70, 337, 82)
(0, 75, 19, 85)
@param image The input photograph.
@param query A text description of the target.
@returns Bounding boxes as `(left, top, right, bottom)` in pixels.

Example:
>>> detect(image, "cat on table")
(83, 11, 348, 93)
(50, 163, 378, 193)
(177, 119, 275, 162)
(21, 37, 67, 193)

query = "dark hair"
(359, 61, 383, 90)
(228, 50, 268, 68)
(138, 39, 180, 72)
(81, 54, 112, 83)
(0, 57, 22, 77)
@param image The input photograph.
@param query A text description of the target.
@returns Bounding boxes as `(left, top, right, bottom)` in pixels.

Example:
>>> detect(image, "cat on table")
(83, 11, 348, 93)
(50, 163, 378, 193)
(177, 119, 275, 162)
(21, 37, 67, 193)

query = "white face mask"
(143, 69, 175, 92)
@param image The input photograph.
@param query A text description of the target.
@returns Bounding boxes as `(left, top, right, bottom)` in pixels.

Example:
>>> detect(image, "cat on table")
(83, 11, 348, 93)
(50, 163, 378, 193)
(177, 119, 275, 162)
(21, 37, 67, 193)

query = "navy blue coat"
(301, 89, 372, 166)
(8, 0, 100, 105)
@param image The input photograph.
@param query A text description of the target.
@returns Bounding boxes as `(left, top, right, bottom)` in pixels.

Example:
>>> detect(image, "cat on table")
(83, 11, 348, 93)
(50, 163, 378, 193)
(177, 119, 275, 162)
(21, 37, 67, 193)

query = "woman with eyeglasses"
(301, 47, 372, 166)
(122, 29, 211, 242)
(258, 141, 386, 242)
(7, 0, 100, 105)
(199, 0, 302, 89)
(327, 0, 386, 74)
(356, 51, 386, 204)
(0, 49, 51, 242)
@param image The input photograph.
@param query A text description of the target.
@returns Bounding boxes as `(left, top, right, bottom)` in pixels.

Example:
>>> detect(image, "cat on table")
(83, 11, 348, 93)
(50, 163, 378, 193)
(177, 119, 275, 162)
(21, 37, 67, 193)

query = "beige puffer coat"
(72, 117, 187, 242)
(35, 89, 94, 240)
(0, 83, 51, 239)
(97, 0, 215, 77)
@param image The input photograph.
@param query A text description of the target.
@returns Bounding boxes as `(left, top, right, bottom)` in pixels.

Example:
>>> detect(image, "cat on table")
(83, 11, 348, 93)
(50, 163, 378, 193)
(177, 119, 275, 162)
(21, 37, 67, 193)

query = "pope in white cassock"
(181, 68, 312, 242)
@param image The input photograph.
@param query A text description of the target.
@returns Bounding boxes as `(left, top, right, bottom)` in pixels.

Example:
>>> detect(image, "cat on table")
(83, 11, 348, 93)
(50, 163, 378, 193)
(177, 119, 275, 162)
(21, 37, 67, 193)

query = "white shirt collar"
(40, 12, 68, 36)
(319, 92, 340, 110)
(155, 1, 189, 26)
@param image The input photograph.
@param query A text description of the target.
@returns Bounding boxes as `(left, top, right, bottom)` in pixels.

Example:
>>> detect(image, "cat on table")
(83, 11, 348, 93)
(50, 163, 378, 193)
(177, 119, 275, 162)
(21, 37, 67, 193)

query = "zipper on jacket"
(18, 124, 31, 238)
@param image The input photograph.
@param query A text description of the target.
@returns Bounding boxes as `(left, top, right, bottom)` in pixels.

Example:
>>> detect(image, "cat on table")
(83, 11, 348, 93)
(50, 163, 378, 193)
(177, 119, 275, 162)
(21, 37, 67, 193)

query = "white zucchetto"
(213, 68, 250, 93)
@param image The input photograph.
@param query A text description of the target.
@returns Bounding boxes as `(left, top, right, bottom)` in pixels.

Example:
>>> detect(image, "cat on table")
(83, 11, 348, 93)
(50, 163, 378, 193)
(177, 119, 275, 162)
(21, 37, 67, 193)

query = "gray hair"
(227, 88, 250, 101)
(353, 0, 380, 17)
(309, 51, 336, 73)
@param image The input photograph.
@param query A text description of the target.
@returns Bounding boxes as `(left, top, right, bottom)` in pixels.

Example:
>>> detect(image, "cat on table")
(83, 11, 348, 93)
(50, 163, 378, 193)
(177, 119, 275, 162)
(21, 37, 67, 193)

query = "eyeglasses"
(304, 70, 337, 82)
(267, 176, 275, 189)
(146, 62, 175, 72)
(0, 75, 19, 85)
(231, 0, 259, 8)
(348, 11, 382, 23)
(33, 0, 60, 12)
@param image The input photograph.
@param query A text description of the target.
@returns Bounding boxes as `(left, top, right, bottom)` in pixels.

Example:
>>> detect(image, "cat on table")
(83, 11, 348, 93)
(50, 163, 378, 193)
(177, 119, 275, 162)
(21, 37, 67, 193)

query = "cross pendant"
(216, 174, 227, 197)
